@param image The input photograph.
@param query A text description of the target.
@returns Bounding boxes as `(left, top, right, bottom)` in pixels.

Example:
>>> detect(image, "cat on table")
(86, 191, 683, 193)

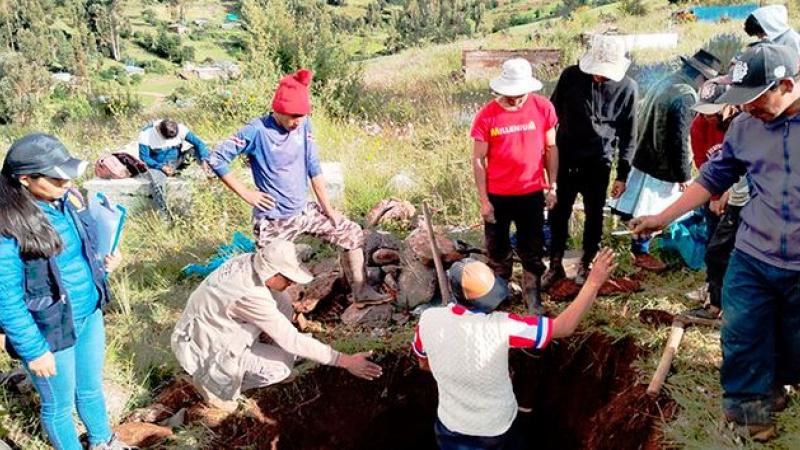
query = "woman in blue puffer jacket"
(0, 134, 134, 450)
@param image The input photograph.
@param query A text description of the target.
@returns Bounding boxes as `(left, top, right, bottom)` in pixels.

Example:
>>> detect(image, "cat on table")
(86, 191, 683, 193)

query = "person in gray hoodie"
(745, 4, 800, 55)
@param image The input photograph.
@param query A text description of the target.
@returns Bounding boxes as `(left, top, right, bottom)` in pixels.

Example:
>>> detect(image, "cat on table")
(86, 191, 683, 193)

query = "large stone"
(292, 271, 343, 314)
(112, 422, 172, 447)
(396, 259, 437, 309)
(82, 176, 191, 213)
(371, 248, 401, 266)
(365, 199, 416, 227)
(363, 229, 402, 257)
(403, 228, 464, 267)
(341, 303, 392, 328)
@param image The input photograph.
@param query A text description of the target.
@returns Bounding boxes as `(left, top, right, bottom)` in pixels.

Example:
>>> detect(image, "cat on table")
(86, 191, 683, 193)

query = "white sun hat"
(489, 58, 543, 96)
(579, 35, 631, 82)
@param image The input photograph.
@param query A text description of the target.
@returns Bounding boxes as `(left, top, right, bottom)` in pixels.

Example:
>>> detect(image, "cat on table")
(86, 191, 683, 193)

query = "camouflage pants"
(253, 203, 364, 250)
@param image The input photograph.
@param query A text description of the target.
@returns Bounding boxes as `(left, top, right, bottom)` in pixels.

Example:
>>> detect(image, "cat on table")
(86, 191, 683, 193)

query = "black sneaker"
(541, 265, 565, 290)
(686, 305, 722, 322)
(724, 399, 777, 442)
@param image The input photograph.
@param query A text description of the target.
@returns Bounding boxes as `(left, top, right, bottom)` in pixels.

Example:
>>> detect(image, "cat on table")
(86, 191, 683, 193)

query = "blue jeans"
(24, 308, 112, 450)
(721, 250, 800, 422)
(434, 417, 524, 450)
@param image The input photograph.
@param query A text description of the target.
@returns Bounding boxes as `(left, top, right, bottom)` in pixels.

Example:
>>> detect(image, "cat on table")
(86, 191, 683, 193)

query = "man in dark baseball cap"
(3, 133, 87, 180)
(718, 43, 800, 121)
(631, 43, 800, 441)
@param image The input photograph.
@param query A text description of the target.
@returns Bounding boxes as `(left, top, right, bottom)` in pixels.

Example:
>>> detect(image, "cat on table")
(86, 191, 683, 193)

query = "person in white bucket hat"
(489, 57, 544, 96)
(544, 36, 638, 288)
(471, 57, 558, 315)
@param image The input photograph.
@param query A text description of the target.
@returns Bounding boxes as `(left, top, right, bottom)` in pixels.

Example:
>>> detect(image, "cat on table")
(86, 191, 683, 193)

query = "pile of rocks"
(287, 199, 479, 329)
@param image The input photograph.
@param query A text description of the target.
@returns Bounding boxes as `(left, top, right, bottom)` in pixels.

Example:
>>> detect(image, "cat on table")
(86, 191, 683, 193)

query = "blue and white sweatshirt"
(138, 120, 209, 170)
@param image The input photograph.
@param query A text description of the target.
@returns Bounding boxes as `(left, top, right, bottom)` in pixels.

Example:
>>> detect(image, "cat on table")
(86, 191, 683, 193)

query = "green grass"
(4, 0, 800, 447)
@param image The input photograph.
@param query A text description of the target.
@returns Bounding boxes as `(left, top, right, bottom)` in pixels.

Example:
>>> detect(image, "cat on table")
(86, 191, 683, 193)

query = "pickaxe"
(639, 308, 720, 397)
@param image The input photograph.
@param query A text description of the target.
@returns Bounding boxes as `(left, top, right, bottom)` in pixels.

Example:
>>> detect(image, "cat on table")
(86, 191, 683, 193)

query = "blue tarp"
(691, 4, 758, 22)
(659, 209, 710, 270)
(182, 231, 255, 278)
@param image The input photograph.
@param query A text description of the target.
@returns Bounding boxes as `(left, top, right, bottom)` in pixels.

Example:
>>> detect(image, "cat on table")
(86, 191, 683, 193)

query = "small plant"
(618, 0, 647, 16)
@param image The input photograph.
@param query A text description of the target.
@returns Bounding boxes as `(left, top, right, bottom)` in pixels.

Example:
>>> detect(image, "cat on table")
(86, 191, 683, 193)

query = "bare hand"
(161, 166, 175, 176)
(586, 248, 618, 286)
(29, 352, 56, 378)
(545, 190, 557, 210)
(629, 215, 667, 239)
(242, 190, 275, 211)
(480, 201, 496, 224)
(340, 351, 383, 380)
(611, 181, 626, 199)
(104, 250, 123, 273)
(710, 191, 729, 216)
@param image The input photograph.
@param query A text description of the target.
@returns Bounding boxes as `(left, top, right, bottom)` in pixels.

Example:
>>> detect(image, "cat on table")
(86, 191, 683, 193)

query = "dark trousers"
(485, 192, 545, 279)
(434, 417, 524, 450)
(549, 165, 611, 265)
(705, 205, 742, 309)
(721, 250, 800, 420)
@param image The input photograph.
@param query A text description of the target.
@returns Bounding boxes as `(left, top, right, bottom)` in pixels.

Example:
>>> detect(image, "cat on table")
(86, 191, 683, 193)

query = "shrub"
(135, 29, 195, 64)
(618, 0, 647, 16)
(0, 51, 51, 124)
(142, 8, 159, 25)
(93, 87, 143, 118)
(142, 59, 170, 74)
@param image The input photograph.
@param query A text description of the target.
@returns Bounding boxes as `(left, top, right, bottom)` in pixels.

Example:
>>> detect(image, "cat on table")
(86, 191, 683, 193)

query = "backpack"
(95, 153, 147, 179)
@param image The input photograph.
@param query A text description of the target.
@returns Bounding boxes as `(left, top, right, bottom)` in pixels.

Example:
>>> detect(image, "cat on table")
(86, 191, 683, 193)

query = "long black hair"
(0, 165, 63, 259)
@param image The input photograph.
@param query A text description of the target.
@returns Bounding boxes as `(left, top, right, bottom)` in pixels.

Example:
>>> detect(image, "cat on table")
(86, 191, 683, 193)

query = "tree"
(87, 0, 123, 61)
(0, 51, 51, 123)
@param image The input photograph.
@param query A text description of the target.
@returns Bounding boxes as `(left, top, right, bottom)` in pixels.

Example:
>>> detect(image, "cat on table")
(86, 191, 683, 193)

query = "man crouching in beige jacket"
(171, 239, 382, 410)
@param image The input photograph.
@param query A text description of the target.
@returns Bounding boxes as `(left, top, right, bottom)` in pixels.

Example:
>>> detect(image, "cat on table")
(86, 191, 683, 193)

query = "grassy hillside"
(2, 0, 800, 448)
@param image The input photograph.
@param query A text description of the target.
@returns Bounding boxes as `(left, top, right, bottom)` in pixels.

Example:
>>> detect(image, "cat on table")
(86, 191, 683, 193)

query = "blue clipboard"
(88, 193, 127, 257)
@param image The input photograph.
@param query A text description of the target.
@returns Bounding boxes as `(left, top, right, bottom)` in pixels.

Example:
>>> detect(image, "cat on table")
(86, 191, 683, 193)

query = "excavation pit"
(157, 332, 674, 450)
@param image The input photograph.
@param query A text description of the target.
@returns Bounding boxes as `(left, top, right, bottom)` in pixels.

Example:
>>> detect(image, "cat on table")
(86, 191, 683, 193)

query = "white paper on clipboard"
(88, 193, 126, 257)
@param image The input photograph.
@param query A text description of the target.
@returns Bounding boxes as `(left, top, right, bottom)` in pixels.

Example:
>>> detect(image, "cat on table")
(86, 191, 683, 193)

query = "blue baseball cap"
(3, 133, 87, 180)
(448, 258, 508, 312)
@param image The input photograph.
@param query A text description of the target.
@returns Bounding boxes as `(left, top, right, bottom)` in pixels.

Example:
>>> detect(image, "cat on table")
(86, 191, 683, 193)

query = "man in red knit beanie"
(208, 69, 388, 303)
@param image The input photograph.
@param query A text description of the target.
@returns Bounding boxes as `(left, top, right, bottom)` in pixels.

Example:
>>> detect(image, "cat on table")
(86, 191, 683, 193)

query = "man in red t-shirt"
(471, 58, 559, 314)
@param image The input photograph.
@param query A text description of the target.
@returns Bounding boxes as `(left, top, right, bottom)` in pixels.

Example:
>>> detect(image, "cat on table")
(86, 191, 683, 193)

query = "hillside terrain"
(1, 0, 800, 448)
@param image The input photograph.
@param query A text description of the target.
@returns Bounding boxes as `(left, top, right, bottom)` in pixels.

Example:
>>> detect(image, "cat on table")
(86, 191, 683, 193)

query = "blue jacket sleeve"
(304, 120, 322, 179)
(138, 143, 162, 170)
(0, 238, 50, 362)
(208, 125, 257, 177)
(185, 131, 210, 161)
(696, 138, 747, 195)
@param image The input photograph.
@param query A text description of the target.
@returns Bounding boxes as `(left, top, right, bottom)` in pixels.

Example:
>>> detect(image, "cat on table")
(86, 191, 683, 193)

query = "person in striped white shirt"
(413, 249, 616, 449)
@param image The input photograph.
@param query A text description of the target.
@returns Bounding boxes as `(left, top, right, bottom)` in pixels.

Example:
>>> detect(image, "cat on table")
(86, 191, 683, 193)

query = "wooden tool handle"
(646, 323, 686, 397)
(422, 202, 451, 303)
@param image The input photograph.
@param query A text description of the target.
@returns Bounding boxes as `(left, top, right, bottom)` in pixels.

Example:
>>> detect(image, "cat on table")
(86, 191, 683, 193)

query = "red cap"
(272, 69, 313, 115)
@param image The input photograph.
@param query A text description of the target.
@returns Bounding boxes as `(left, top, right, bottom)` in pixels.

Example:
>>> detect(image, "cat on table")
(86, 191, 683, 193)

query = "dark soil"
(154, 332, 674, 450)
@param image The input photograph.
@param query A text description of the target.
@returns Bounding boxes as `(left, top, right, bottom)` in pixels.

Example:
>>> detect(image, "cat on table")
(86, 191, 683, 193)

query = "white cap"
(579, 35, 631, 82)
(253, 239, 313, 285)
(489, 58, 543, 96)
